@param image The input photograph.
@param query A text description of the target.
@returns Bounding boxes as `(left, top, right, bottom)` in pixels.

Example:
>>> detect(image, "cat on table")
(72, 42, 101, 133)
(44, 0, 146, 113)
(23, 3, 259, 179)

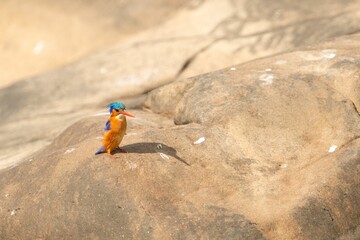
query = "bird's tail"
(95, 146, 106, 155)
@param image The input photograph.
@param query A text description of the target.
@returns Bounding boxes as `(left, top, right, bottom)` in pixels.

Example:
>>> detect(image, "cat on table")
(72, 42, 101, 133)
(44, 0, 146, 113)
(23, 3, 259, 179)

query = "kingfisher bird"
(95, 102, 135, 156)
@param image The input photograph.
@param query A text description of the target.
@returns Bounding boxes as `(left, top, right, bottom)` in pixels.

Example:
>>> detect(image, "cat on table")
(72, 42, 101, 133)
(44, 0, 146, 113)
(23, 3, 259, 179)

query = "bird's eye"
(115, 109, 119, 112)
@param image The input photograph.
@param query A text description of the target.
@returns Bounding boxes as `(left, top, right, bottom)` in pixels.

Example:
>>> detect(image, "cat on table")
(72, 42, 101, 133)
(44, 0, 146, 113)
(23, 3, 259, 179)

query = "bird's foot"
(114, 147, 128, 153)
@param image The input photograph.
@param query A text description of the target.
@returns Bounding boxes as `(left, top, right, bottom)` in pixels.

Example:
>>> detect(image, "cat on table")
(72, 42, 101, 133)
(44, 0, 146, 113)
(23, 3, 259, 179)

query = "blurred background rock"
(0, 0, 188, 88)
(1, 0, 359, 88)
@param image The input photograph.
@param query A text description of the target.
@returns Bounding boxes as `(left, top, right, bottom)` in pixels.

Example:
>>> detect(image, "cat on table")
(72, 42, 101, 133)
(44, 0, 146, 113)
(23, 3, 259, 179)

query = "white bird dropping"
(328, 145, 337, 153)
(194, 137, 205, 145)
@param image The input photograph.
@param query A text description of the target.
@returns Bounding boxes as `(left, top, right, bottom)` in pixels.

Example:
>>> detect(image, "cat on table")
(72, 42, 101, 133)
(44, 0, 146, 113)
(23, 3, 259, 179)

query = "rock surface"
(0, 0, 189, 87)
(1, 0, 360, 170)
(0, 33, 359, 239)
(1, 1, 360, 239)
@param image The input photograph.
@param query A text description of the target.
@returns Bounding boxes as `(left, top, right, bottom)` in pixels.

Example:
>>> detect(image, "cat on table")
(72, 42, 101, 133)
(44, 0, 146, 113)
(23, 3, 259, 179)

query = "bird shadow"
(121, 142, 190, 166)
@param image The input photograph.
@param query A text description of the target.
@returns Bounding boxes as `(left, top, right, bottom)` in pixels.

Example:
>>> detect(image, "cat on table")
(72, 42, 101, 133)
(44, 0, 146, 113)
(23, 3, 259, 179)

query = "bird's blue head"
(108, 102, 126, 113)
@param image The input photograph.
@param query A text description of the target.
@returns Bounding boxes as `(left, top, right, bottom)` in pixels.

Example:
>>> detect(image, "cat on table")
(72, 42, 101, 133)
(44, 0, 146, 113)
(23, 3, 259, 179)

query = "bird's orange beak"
(120, 109, 135, 118)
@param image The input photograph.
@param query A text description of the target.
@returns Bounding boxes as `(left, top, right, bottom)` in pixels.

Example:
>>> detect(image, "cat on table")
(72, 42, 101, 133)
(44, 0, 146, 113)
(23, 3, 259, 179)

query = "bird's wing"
(104, 120, 111, 131)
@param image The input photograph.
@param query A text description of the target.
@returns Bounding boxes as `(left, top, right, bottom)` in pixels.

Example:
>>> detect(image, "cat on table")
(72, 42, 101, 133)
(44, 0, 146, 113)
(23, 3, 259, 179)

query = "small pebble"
(194, 137, 205, 145)
(328, 145, 337, 153)
(159, 153, 169, 160)
(10, 209, 19, 216)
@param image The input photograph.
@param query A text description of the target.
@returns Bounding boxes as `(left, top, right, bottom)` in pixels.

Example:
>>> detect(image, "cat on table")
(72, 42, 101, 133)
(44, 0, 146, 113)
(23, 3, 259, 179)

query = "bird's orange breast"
(102, 115, 127, 153)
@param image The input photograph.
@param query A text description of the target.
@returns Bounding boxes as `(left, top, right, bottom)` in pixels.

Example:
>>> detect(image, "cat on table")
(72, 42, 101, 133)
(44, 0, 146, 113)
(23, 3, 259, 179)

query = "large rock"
(146, 34, 360, 163)
(2, 0, 360, 170)
(0, 34, 359, 239)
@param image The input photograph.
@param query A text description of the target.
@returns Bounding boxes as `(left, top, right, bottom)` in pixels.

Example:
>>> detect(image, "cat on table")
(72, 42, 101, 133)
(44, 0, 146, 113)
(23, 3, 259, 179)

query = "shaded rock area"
(0, 33, 360, 239)
(1, 0, 360, 239)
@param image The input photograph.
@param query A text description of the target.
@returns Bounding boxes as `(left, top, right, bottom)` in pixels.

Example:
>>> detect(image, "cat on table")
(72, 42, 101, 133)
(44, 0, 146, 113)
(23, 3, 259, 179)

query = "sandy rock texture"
(1, 0, 360, 170)
(2, 0, 360, 88)
(1, 0, 360, 239)
(0, 33, 359, 239)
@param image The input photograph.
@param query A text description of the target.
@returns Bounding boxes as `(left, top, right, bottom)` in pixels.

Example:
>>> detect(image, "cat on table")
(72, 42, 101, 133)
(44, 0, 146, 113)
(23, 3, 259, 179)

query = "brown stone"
(1, 34, 359, 239)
